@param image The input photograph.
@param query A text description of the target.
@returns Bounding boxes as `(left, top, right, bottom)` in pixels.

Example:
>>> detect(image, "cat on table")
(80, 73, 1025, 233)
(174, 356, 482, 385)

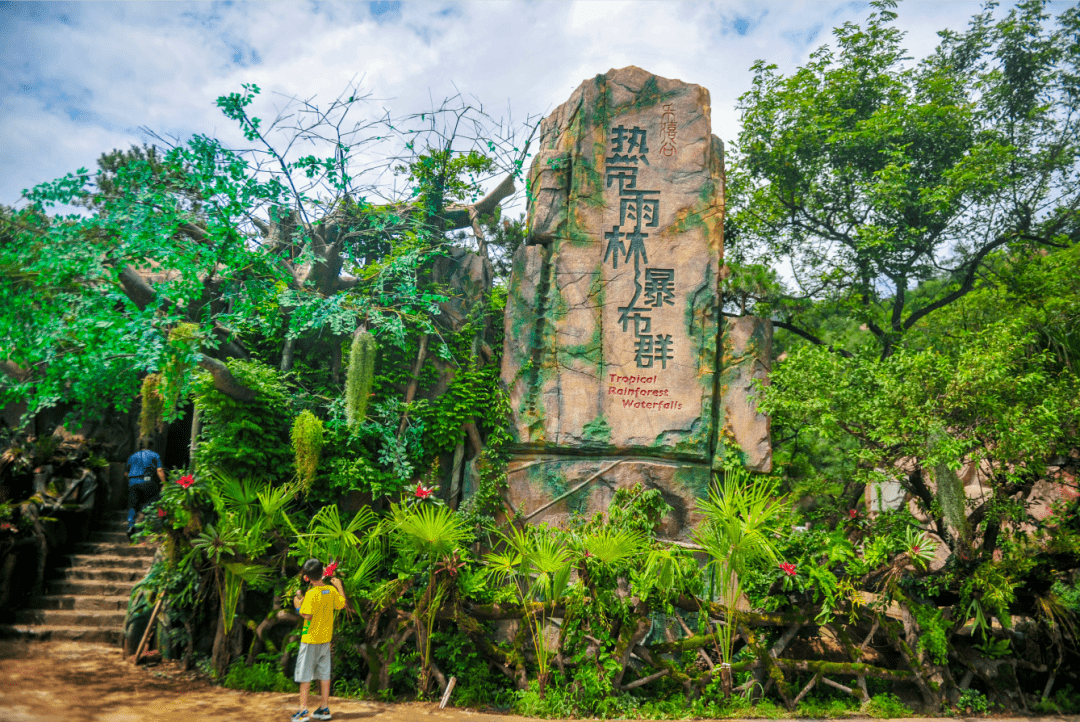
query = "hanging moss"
(345, 330, 377, 430)
(139, 373, 165, 438)
(291, 410, 325, 493)
(159, 322, 200, 420)
(930, 429, 969, 543)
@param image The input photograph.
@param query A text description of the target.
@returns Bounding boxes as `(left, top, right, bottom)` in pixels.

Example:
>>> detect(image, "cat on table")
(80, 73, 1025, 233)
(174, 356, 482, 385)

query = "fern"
(345, 330, 377, 429)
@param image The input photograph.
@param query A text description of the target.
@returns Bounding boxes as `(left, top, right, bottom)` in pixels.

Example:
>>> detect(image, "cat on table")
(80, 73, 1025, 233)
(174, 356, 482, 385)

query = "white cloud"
(1, 0, 1007, 208)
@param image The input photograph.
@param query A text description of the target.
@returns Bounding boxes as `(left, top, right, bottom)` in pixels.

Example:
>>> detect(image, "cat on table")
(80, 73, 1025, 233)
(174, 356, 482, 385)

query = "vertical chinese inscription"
(604, 125, 676, 370)
(659, 103, 677, 157)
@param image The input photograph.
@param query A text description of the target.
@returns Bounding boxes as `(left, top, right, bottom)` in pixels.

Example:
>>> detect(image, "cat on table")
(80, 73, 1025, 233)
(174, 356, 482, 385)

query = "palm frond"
(393, 503, 469, 559)
(582, 527, 646, 565)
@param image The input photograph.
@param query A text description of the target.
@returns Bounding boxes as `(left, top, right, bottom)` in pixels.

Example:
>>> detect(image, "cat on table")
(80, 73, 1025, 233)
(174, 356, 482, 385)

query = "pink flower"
(176, 474, 195, 489)
(324, 561, 339, 578)
(157, 508, 166, 518)
(414, 483, 434, 500)
(779, 562, 796, 576)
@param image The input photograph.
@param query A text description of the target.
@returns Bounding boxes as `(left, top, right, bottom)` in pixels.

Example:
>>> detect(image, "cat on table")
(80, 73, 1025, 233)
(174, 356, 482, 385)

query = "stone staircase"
(1, 510, 155, 644)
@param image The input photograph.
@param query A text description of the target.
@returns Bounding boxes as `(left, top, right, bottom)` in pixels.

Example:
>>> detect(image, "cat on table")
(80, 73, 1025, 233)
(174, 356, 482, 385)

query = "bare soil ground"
(0, 640, 517, 722)
(0, 640, 1074, 722)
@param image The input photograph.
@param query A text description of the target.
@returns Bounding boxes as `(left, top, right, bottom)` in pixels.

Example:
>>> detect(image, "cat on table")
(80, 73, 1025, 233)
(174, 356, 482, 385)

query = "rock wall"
(501, 67, 767, 537)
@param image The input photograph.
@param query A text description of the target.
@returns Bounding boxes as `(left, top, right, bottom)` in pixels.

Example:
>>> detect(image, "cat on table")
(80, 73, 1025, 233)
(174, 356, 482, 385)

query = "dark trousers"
(127, 480, 161, 532)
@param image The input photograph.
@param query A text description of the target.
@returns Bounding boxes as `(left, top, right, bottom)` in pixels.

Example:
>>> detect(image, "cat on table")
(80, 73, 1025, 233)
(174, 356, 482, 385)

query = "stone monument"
(501, 67, 770, 538)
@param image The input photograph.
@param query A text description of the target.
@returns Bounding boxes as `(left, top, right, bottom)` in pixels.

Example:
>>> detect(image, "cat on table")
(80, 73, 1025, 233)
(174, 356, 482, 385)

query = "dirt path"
(0, 640, 520, 722)
(0, 640, 1074, 722)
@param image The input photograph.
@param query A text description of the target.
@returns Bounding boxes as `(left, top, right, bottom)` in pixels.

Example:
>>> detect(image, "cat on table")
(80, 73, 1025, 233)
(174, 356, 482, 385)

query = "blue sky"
(0, 1, 1018, 208)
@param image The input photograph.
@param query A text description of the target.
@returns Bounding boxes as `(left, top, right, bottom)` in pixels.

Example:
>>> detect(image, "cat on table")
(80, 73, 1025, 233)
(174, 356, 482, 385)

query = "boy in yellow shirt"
(291, 558, 346, 722)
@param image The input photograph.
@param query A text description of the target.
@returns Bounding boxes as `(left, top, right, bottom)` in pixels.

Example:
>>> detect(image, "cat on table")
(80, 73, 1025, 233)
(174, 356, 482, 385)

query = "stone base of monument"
(506, 456, 711, 541)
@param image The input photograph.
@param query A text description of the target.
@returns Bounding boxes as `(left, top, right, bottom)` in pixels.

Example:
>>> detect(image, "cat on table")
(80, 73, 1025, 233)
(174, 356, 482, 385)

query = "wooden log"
(621, 669, 668, 691)
(439, 676, 457, 709)
(821, 676, 857, 697)
(134, 595, 164, 663)
(772, 658, 913, 681)
(792, 672, 820, 706)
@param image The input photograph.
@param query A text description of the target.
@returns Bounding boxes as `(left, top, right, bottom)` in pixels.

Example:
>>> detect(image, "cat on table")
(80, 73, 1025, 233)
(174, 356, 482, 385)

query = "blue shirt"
(126, 450, 162, 482)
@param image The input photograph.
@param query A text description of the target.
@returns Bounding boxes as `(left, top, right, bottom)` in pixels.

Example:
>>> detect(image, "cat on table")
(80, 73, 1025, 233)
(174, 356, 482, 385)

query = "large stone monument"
(501, 67, 770, 538)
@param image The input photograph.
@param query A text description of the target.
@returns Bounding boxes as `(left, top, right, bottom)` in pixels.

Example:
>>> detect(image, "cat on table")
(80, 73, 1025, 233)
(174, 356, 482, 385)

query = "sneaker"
(291, 711, 310, 722)
(312, 709, 331, 720)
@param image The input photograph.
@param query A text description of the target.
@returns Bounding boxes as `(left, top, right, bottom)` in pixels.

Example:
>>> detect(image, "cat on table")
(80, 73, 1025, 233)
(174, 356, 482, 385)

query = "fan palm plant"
(486, 525, 576, 694)
(692, 468, 789, 695)
(387, 501, 470, 694)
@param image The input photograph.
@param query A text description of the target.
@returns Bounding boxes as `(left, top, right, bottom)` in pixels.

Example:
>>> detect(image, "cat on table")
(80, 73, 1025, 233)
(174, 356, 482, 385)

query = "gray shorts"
(294, 641, 331, 683)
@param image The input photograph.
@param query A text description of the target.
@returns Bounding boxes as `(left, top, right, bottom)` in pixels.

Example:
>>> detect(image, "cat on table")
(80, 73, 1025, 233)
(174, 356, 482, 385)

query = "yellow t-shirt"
(299, 584, 346, 644)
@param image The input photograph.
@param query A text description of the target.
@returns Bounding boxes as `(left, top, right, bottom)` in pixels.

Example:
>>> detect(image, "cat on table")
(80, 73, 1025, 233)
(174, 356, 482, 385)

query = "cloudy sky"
(1, 1, 1022, 210)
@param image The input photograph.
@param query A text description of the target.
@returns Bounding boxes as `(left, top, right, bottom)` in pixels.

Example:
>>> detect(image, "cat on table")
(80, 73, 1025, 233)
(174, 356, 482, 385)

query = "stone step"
(88, 531, 130, 544)
(14, 608, 126, 627)
(64, 554, 152, 570)
(59, 567, 146, 582)
(73, 541, 156, 558)
(48, 579, 137, 597)
(34, 594, 130, 611)
(0, 624, 121, 644)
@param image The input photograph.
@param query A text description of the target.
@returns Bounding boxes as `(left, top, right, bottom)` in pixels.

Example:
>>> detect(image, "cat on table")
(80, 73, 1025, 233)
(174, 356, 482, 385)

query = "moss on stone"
(582, 415, 612, 447)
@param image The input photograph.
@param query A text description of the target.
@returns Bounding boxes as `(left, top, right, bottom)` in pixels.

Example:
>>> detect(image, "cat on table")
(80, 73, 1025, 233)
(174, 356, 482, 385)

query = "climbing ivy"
(192, 359, 292, 480)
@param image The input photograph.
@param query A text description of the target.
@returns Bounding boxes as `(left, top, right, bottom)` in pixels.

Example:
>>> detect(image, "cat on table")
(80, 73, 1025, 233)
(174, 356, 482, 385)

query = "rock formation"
(500, 67, 771, 537)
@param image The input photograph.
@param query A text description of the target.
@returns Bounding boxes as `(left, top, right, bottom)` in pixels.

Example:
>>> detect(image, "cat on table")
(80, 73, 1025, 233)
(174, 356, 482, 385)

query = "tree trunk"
(397, 334, 429, 437)
(281, 337, 295, 372)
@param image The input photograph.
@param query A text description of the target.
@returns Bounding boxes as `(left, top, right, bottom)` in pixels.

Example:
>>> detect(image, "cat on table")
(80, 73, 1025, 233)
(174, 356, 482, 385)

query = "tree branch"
(197, 356, 257, 402)
(761, 316, 854, 358)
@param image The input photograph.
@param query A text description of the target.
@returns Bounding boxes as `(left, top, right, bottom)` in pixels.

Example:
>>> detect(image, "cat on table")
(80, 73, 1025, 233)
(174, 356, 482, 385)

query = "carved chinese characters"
(500, 67, 755, 537)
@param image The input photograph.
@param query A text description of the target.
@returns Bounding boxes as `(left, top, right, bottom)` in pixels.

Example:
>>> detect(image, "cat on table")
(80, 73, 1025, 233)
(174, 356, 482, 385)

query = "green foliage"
(293, 504, 381, 599)
(731, 1, 1080, 357)
(397, 148, 495, 221)
(955, 688, 991, 716)
(432, 628, 514, 708)
(1031, 684, 1080, 714)
(864, 693, 912, 719)
(345, 331, 377, 430)
(421, 364, 505, 455)
(290, 410, 325, 493)
(390, 501, 469, 563)
(694, 468, 790, 664)
(910, 603, 949, 665)
(192, 359, 292, 479)
(221, 654, 294, 693)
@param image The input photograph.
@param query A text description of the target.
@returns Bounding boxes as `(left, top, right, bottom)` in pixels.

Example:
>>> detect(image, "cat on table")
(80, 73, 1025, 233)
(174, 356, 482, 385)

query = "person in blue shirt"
(126, 439, 165, 540)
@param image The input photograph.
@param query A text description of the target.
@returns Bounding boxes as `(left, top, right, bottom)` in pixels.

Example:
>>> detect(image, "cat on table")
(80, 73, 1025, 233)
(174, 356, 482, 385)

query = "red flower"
(157, 508, 166, 518)
(849, 509, 858, 519)
(0, 522, 15, 532)
(176, 474, 195, 489)
(324, 561, 339, 578)
(779, 562, 796, 576)
(911, 545, 921, 555)
(414, 483, 434, 499)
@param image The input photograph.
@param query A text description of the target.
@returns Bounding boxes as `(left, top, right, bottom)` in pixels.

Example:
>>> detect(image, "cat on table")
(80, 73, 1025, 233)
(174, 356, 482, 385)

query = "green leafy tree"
(730, 0, 1080, 358)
